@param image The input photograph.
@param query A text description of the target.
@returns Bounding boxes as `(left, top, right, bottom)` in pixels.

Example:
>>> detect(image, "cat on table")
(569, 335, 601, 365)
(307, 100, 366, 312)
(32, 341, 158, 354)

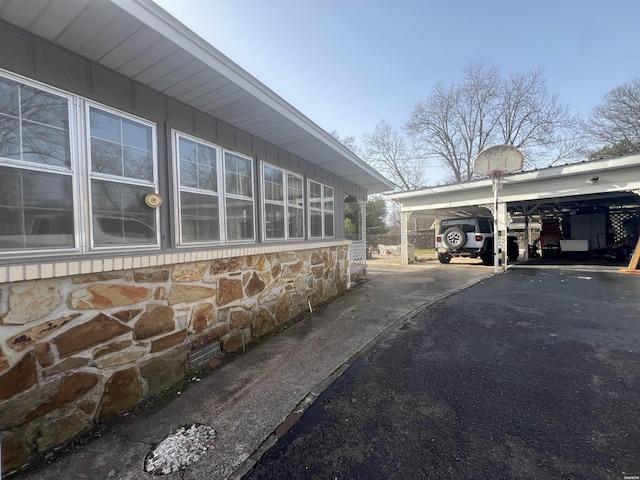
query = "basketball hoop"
(473, 145, 524, 273)
(489, 170, 507, 192)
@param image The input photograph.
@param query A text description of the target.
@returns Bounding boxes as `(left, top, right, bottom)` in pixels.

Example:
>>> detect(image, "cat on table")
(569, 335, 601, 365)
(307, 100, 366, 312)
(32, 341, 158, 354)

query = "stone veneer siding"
(0, 245, 349, 473)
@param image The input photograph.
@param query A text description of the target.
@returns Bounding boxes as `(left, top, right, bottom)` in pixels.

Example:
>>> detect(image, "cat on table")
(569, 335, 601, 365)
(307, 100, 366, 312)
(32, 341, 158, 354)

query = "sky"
(152, 0, 640, 179)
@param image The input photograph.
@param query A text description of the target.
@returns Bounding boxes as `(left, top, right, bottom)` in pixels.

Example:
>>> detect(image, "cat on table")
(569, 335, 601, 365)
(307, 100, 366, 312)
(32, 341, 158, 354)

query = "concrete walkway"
(18, 261, 493, 479)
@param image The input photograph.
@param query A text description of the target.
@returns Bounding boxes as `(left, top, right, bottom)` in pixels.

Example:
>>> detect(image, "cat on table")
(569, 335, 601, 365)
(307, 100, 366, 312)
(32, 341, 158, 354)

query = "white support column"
(523, 202, 530, 262)
(401, 210, 412, 265)
(498, 202, 508, 270)
(360, 198, 367, 264)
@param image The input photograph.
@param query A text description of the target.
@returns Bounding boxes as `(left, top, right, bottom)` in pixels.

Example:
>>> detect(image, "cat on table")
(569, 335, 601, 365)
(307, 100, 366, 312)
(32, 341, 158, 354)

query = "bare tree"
(361, 120, 426, 191)
(407, 64, 582, 182)
(330, 130, 360, 155)
(585, 76, 640, 152)
(406, 64, 501, 183)
(498, 70, 581, 167)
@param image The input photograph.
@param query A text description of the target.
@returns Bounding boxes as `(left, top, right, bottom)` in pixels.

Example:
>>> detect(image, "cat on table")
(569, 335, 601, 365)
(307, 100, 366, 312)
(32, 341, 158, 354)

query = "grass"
(414, 248, 438, 262)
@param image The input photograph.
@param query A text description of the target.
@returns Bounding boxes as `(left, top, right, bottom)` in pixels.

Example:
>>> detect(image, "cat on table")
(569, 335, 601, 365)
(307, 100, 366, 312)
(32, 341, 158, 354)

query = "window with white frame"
(261, 162, 304, 240)
(224, 151, 255, 242)
(173, 132, 255, 245)
(308, 180, 334, 238)
(0, 70, 160, 256)
(174, 132, 220, 244)
(0, 75, 75, 251)
(88, 106, 158, 247)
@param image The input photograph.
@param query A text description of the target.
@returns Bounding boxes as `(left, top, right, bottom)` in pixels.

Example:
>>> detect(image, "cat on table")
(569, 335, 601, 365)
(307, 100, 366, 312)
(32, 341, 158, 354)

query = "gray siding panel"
(217, 121, 236, 150)
(0, 20, 31, 75)
(194, 110, 217, 140)
(266, 143, 278, 163)
(236, 129, 252, 154)
(134, 82, 167, 121)
(277, 149, 290, 169)
(252, 137, 267, 159)
(34, 39, 90, 95)
(289, 155, 300, 172)
(167, 98, 195, 133)
(91, 63, 133, 112)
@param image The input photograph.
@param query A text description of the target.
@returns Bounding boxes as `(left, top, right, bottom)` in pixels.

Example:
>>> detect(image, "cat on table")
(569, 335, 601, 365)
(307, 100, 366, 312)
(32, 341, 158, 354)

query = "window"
(0, 75, 75, 252)
(88, 106, 158, 247)
(224, 151, 255, 242)
(0, 70, 160, 256)
(308, 180, 334, 239)
(261, 163, 304, 240)
(175, 133, 220, 244)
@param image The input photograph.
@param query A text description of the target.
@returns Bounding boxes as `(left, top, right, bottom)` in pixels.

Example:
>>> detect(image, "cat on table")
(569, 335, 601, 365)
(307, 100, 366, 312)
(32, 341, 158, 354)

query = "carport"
(385, 154, 640, 269)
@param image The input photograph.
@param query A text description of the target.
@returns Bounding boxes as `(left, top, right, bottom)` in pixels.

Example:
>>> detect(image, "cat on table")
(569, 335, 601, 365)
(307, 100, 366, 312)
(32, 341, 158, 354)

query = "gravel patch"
(144, 424, 216, 475)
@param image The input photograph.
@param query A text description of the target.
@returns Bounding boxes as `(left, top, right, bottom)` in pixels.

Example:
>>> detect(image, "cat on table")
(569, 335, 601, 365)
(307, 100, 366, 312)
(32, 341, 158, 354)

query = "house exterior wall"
(0, 244, 349, 472)
(0, 19, 363, 472)
(0, 18, 367, 263)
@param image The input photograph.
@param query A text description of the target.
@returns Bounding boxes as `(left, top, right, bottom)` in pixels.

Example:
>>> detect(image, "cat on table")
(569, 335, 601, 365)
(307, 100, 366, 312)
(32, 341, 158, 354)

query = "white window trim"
(84, 101, 160, 252)
(223, 149, 256, 243)
(308, 179, 335, 239)
(0, 68, 161, 259)
(0, 70, 81, 257)
(172, 130, 223, 247)
(260, 161, 305, 241)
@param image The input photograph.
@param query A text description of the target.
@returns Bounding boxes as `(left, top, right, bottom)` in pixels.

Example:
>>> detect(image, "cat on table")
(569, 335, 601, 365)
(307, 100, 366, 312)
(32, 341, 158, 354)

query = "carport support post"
(401, 210, 412, 265)
(493, 181, 500, 273)
(523, 206, 530, 262)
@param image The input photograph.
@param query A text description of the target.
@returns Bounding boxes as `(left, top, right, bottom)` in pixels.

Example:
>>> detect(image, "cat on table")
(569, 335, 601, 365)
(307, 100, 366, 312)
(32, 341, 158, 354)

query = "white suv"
(436, 217, 519, 265)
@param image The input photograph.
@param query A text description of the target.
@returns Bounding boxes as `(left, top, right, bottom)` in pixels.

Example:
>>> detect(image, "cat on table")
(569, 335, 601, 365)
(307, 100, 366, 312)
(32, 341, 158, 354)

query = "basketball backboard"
(473, 145, 524, 177)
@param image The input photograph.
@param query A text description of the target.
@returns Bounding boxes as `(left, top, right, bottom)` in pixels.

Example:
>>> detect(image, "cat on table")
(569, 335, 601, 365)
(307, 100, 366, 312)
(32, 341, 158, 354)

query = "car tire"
(508, 238, 519, 261)
(442, 227, 467, 249)
(481, 241, 493, 265)
(438, 252, 452, 264)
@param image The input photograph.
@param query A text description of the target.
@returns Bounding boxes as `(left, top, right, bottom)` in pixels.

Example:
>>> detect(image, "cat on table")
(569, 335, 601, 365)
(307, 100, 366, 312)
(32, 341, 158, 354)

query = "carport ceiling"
(387, 155, 640, 216)
(513, 191, 640, 217)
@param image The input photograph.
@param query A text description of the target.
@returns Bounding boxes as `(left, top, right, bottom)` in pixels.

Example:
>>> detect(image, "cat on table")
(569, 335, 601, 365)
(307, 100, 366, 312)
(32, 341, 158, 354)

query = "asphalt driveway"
(245, 267, 640, 479)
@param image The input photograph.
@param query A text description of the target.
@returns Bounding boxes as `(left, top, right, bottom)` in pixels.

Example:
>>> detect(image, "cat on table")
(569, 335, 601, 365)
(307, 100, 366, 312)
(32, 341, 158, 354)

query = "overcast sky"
(153, 0, 639, 170)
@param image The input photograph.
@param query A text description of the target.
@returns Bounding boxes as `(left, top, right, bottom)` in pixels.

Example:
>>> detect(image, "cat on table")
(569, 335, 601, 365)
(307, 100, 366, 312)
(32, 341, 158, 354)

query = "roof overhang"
(385, 155, 640, 215)
(0, 0, 393, 193)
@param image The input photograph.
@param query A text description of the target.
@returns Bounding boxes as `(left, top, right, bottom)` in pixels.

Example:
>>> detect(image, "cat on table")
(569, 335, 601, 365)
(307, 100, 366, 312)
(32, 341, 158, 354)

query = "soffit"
(0, 0, 393, 193)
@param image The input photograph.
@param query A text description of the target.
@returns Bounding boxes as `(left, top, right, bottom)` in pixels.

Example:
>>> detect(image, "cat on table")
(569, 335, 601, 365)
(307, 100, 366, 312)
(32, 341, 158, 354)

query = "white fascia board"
(112, 0, 394, 191)
(387, 154, 640, 203)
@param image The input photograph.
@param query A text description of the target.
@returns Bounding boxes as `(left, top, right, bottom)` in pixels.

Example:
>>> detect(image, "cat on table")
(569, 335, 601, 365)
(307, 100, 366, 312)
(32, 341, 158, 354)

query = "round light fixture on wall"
(145, 193, 163, 208)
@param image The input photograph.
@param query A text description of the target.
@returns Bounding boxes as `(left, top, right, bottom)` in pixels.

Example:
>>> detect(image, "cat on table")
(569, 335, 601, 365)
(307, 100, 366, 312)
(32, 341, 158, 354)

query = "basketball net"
(489, 171, 506, 192)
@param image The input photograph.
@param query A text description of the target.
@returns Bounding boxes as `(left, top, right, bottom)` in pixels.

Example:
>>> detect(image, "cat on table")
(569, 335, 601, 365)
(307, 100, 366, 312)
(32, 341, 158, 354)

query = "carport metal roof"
(0, 0, 394, 193)
(386, 154, 640, 218)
